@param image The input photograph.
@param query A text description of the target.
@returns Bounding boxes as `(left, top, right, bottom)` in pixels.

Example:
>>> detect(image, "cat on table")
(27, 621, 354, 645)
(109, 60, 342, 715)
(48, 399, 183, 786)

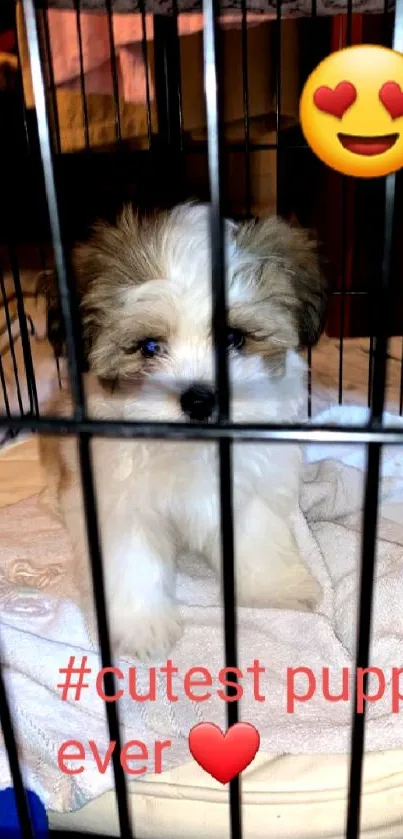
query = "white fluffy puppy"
(40, 203, 327, 660)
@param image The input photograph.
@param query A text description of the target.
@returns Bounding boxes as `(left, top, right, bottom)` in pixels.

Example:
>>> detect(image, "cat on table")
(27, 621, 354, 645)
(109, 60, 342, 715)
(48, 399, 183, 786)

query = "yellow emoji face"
(300, 45, 403, 177)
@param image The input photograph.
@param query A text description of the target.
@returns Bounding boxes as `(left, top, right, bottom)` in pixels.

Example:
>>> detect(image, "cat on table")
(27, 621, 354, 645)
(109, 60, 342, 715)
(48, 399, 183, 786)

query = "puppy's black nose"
(180, 384, 216, 422)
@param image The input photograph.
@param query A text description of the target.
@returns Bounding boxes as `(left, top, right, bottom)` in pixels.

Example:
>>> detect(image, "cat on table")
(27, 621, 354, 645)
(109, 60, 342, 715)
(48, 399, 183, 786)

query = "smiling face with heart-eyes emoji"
(300, 45, 403, 177)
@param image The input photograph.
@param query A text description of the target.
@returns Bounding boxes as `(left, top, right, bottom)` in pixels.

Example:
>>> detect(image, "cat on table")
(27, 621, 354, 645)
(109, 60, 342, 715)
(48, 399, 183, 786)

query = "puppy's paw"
(111, 602, 183, 662)
(269, 563, 322, 613)
(237, 561, 321, 613)
(283, 566, 322, 612)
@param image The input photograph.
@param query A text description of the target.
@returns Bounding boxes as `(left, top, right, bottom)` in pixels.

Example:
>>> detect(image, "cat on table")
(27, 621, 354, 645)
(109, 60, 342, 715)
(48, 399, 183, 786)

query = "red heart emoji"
(188, 722, 260, 784)
(379, 81, 403, 119)
(313, 81, 357, 119)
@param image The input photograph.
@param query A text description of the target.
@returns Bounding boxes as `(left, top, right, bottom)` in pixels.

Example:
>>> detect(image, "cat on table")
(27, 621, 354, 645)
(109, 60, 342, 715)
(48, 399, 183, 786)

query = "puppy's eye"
(227, 328, 245, 350)
(139, 338, 163, 358)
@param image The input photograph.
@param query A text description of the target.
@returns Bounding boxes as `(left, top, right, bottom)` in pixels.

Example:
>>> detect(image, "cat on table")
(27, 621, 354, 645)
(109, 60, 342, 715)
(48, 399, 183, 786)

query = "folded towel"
(0, 406, 403, 812)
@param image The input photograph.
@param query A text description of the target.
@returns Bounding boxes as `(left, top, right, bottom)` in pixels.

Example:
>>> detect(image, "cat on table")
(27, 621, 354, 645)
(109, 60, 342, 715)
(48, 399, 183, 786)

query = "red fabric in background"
(0, 31, 15, 54)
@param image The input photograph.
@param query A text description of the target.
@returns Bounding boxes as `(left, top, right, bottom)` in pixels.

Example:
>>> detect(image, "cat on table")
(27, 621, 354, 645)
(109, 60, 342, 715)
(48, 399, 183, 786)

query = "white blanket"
(1, 405, 403, 813)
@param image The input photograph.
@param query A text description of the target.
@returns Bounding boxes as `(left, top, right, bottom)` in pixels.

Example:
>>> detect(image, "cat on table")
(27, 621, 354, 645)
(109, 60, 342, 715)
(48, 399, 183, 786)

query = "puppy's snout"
(180, 384, 216, 422)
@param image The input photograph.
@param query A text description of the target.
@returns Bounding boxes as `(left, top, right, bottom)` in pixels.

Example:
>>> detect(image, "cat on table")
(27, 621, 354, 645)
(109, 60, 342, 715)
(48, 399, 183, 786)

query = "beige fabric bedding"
(1, 433, 403, 835)
(50, 750, 403, 838)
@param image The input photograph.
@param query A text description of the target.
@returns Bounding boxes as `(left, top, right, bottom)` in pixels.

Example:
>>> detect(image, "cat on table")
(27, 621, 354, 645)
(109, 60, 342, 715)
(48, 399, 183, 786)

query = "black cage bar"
(0, 0, 403, 836)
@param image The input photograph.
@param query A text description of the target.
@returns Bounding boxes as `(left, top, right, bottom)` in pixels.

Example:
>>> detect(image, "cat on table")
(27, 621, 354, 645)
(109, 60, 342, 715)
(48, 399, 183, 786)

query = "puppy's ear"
(71, 212, 140, 376)
(36, 261, 91, 370)
(39, 207, 143, 380)
(36, 269, 66, 361)
(235, 216, 328, 349)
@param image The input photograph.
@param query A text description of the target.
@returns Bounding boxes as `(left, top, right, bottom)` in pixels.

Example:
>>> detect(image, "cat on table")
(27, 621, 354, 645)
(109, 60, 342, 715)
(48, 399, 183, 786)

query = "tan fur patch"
(234, 216, 327, 349)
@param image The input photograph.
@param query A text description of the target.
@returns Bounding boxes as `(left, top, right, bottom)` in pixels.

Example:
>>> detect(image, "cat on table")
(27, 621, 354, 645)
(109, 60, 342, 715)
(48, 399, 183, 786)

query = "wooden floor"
(309, 334, 402, 415)
(0, 437, 44, 507)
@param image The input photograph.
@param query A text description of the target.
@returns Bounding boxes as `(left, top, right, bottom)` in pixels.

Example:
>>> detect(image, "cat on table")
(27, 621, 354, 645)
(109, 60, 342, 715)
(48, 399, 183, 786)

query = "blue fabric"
(0, 788, 48, 838)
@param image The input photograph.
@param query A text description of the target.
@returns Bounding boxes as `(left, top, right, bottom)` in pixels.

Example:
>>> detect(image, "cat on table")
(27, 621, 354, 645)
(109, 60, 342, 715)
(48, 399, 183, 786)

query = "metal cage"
(0, 0, 403, 836)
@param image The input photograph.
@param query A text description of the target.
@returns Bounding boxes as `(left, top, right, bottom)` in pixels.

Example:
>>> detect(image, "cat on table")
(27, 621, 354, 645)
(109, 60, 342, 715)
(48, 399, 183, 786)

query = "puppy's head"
(44, 203, 327, 422)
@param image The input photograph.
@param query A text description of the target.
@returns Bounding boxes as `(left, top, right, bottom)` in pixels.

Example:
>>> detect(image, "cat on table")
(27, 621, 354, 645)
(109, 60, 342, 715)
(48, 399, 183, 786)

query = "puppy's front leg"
(233, 495, 321, 612)
(97, 515, 182, 661)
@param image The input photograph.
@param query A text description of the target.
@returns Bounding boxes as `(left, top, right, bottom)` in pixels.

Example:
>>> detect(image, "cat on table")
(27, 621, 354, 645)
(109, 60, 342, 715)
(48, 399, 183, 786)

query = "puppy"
(39, 202, 327, 661)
